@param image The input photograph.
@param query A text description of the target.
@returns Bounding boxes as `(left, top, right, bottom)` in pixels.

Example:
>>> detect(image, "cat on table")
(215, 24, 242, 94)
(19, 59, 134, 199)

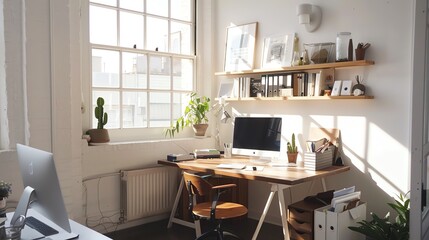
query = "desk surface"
(158, 158, 350, 185)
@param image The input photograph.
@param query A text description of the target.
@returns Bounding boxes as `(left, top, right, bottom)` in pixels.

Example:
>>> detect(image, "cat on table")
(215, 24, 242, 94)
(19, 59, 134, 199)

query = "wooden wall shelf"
(219, 96, 374, 102)
(215, 60, 375, 77)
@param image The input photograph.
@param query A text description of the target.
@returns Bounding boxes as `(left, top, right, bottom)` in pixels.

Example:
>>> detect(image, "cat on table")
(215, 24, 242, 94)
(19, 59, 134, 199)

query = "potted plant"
(86, 97, 110, 143)
(165, 92, 210, 137)
(287, 133, 298, 163)
(349, 193, 409, 240)
(0, 181, 12, 209)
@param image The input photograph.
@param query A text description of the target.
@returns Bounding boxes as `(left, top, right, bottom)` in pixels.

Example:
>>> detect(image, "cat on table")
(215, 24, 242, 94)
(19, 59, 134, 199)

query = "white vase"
(0, 198, 6, 209)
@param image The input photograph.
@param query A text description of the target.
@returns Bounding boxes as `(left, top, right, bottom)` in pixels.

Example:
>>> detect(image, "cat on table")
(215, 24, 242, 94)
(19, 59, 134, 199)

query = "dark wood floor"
(105, 218, 283, 240)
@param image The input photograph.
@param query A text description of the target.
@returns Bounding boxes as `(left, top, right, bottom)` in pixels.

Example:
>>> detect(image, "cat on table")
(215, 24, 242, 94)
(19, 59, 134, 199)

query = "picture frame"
(261, 33, 295, 68)
(224, 22, 258, 72)
(217, 79, 235, 98)
(331, 80, 342, 96)
(340, 80, 353, 96)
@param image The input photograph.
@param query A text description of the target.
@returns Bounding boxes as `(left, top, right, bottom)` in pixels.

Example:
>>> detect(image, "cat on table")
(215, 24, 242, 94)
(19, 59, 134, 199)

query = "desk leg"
(252, 184, 291, 240)
(321, 178, 327, 192)
(167, 173, 200, 236)
(252, 188, 276, 240)
(277, 184, 290, 240)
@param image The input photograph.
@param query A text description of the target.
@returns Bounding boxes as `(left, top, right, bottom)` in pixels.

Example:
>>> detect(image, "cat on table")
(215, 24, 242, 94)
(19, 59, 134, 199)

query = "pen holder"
(355, 48, 366, 60)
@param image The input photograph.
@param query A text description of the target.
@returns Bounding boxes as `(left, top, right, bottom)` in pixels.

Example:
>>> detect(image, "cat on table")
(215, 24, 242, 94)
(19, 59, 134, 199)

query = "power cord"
(82, 173, 121, 233)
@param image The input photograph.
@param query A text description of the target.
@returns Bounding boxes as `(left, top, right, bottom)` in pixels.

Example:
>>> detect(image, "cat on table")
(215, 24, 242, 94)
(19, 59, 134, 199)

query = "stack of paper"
(304, 146, 334, 170)
(330, 186, 361, 213)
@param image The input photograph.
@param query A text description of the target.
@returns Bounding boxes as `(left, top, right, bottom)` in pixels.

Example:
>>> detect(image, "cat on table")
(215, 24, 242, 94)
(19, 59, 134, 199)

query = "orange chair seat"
(193, 201, 248, 220)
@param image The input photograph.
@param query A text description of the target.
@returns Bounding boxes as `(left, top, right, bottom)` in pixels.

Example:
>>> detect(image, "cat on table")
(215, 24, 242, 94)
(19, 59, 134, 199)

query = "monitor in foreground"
(8, 144, 78, 240)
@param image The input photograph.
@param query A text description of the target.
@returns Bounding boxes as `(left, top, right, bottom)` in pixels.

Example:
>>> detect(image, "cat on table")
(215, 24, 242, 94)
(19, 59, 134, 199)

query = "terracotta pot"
(287, 152, 298, 163)
(87, 129, 110, 143)
(192, 124, 208, 136)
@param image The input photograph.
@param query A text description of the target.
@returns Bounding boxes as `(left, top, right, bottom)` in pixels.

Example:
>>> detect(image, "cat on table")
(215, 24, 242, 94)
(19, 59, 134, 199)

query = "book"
(250, 78, 263, 97)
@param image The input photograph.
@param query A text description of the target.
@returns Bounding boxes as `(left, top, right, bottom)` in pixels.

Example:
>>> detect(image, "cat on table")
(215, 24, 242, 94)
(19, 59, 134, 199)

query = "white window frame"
(82, 0, 197, 142)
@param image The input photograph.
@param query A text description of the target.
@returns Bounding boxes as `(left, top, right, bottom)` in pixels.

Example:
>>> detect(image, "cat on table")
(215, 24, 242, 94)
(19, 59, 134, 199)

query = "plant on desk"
(287, 133, 298, 163)
(165, 92, 210, 138)
(0, 181, 12, 209)
(348, 193, 409, 240)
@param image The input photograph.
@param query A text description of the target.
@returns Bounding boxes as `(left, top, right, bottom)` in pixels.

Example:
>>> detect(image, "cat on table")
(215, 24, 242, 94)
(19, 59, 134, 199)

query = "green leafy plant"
(287, 133, 298, 153)
(95, 97, 108, 129)
(165, 92, 210, 138)
(0, 181, 12, 199)
(349, 193, 409, 240)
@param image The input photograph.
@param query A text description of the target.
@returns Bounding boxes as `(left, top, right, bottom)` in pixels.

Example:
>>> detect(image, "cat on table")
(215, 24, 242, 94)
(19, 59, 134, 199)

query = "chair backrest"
(183, 171, 212, 197)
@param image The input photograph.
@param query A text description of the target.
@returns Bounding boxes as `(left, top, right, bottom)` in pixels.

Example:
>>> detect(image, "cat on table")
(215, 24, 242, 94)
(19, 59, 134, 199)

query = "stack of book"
(304, 146, 334, 170)
(193, 149, 221, 159)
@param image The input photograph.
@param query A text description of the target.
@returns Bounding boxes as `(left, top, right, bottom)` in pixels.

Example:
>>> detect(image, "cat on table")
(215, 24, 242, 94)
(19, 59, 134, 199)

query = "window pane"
(120, 12, 144, 49)
(149, 92, 170, 127)
(147, 0, 168, 17)
(92, 49, 120, 88)
(171, 22, 191, 54)
(149, 56, 170, 90)
(171, 0, 191, 21)
(92, 91, 120, 129)
(90, 6, 117, 45)
(173, 58, 193, 91)
(90, 0, 116, 7)
(123, 52, 147, 88)
(120, 0, 144, 12)
(146, 17, 168, 52)
(172, 92, 190, 121)
(123, 92, 147, 128)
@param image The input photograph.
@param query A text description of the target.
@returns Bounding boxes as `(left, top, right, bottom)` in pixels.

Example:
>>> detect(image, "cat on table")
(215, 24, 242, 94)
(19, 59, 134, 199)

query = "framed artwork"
(261, 33, 295, 68)
(224, 22, 258, 72)
(217, 79, 234, 98)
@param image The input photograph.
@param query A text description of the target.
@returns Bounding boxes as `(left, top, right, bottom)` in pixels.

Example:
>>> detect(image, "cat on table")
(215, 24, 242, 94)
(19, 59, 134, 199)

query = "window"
(89, 0, 195, 131)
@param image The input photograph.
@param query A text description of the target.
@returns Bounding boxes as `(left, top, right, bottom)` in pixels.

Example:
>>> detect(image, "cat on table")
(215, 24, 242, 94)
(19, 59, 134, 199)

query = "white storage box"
(314, 202, 366, 240)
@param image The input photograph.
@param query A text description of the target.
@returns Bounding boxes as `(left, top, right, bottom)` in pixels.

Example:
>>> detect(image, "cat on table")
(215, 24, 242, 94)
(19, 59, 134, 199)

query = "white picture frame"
(340, 80, 353, 96)
(224, 22, 258, 72)
(331, 80, 342, 96)
(261, 33, 295, 68)
(217, 79, 234, 98)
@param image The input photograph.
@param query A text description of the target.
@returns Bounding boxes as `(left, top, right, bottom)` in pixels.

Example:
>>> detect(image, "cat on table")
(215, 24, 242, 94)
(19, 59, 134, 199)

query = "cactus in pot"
(86, 97, 110, 143)
(287, 133, 298, 163)
(95, 97, 108, 129)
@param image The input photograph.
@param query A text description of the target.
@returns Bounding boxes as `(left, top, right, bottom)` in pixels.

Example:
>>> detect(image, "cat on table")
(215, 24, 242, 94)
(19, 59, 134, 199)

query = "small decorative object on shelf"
(352, 75, 366, 96)
(287, 133, 299, 163)
(86, 97, 110, 143)
(355, 42, 370, 61)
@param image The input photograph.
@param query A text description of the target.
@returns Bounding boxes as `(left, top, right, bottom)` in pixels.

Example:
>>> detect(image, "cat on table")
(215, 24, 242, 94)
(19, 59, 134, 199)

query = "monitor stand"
(11, 186, 35, 226)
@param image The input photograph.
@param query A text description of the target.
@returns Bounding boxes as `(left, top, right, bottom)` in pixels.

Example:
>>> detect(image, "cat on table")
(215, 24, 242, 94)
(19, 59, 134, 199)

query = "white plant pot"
(0, 198, 6, 209)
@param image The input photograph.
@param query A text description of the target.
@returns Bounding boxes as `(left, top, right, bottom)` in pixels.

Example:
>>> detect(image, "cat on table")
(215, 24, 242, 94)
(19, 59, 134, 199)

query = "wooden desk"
(158, 158, 350, 240)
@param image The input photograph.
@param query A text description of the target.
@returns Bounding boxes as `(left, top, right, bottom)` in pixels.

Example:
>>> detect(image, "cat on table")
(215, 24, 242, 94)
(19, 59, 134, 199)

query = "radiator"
(120, 166, 179, 222)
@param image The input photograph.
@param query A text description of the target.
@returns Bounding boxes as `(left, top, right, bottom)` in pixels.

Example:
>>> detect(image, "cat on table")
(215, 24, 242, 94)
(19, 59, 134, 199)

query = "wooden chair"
(183, 171, 248, 240)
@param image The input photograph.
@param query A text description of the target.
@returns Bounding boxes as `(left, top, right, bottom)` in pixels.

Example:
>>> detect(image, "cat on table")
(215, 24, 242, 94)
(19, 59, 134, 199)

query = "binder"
(314, 206, 329, 240)
(314, 203, 366, 240)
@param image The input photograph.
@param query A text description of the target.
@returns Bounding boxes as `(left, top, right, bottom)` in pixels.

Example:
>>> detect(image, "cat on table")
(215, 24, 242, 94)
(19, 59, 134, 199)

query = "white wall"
(212, 0, 413, 224)
(0, 0, 414, 232)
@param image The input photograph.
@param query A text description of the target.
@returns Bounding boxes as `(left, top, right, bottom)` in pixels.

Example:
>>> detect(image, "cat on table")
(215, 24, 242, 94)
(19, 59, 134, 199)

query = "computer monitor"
(232, 117, 282, 158)
(12, 144, 78, 239)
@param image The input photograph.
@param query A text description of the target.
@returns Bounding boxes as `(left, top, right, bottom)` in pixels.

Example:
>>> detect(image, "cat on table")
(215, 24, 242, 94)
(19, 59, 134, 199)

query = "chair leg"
(196, 228, 217, 240)
(216, 229, 223, 240)
(223, 231, 241, 239)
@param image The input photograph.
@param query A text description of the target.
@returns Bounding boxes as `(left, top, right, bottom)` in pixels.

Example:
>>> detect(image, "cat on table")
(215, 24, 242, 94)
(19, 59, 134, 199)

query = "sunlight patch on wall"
(367, 123, 409, 195)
